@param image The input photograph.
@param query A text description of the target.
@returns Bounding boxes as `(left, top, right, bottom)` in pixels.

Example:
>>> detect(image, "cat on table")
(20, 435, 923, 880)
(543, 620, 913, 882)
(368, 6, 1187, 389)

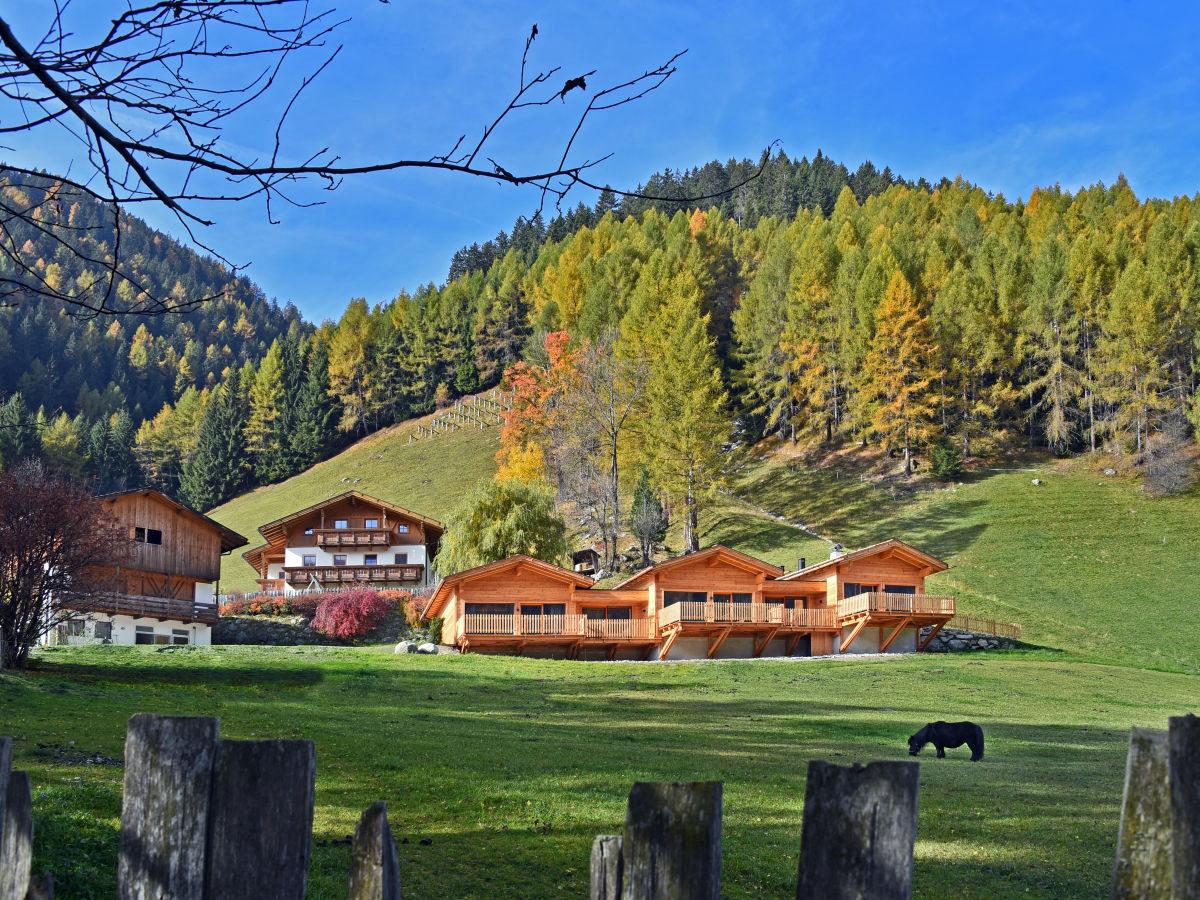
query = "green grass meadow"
(7, 419, 1200, 897)
(7, 646, 1195, 898)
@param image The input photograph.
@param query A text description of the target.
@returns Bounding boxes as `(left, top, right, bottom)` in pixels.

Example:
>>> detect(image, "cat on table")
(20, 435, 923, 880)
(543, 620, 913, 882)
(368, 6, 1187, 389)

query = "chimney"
(829, 543, 845, 560)
(797, 557, 806, 571)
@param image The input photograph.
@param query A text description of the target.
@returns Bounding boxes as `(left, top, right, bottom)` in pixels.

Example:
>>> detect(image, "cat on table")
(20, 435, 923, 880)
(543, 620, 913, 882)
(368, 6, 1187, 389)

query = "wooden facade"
(426, 541, 955, 660)
(52, 489, 247, 646)
(242, 491, 444, 592)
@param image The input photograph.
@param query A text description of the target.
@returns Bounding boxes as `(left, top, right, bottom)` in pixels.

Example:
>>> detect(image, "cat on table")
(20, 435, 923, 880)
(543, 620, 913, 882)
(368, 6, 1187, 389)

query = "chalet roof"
(612, 544, 784, 590)
(776, 539, 949, 581)
(99, 489, 247, 553)
(254, 490, 444, 544)
(425, 555, 593, 619)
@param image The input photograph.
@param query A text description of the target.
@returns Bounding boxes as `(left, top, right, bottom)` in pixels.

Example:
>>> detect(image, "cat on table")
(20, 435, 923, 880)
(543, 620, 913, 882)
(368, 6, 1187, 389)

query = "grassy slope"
(9, 646, 1197, 899)
(208, 412, 501, 592)
(706, 452, 1200, 671)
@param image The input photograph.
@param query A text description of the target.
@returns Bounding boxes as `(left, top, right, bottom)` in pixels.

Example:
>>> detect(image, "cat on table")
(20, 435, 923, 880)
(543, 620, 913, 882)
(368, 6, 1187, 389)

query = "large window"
(662, 590, 707, 606)
(95, 621, 112, 641)
(843, 583, 872, 598)
(364, 518, 379, 529)
(334, 519, 348, 530)
(464, 603, 514, 615)
(135, 625, 168, 645)
(884, 585, 916, 595)
(364, 554, 378, 566)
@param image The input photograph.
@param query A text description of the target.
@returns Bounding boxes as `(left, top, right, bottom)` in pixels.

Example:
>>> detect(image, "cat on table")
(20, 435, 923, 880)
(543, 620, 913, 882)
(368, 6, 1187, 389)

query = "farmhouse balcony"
(459, 613, 656, 642)
(71, 594, 219, 624)
(282, 564, 424, 585)
(313, 529, 392, 548)
(656, 601, 837, 630)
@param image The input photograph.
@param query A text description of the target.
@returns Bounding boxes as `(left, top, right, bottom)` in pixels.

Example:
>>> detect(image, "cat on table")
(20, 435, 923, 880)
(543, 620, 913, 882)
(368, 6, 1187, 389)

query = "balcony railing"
(313, 529, 393, 548)
(657, 601, 836, 630)
(459, 614, 655, 641)
(282, 564, 424, 584)
(72, 595, 219, 624)
(838, 592, 956, 619)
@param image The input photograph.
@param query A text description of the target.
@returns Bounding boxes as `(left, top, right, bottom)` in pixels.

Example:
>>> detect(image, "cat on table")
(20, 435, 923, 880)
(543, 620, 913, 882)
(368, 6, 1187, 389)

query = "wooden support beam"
(658, 627, 681, 661)
(752, 627, 780, 658)
(916, 621, 945, 652)
(839, 616, 870, 653)
(879, 617, 912, 652)
(606, 645, 619, 661)
(785, 634, 802, 657)
(707, 626, 732, 659)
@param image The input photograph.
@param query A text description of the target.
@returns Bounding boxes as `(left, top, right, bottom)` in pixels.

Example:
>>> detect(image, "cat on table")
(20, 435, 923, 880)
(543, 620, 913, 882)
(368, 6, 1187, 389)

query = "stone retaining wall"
(919, 626, 1019, 653)
(213, 613, 416, 647)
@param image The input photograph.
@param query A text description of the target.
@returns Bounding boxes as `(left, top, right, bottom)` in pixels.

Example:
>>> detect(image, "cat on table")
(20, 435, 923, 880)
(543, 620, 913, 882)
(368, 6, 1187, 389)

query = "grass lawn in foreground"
(6, 645, 1196, 899)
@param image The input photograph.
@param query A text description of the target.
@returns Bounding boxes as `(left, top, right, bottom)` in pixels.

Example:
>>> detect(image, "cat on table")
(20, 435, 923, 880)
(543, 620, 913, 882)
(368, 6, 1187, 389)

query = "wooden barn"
(242, 491, 443, 592)
(425, 540, 955, 660)
(49, 489, 247, 647)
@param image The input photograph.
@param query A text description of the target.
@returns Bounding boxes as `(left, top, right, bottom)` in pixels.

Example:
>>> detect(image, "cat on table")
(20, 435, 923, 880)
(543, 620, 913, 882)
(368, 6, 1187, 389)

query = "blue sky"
(7, 1, 1200, 322)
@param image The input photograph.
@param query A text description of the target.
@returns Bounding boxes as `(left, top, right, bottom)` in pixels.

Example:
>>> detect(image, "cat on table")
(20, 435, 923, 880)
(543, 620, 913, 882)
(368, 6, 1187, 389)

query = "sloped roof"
(254, 490, 444, 544)
(612, 544, 785, 590)
(99, 488, 247, 552)
(777, 539, 949, 581)
(425, 555, 593, 618)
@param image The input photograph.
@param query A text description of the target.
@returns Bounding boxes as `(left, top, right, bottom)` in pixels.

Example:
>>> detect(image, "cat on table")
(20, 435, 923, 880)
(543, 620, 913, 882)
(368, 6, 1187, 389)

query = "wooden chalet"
(242, 491, 443, 592)
(425, 540, 955, 660)
(51, 489, 247, 647)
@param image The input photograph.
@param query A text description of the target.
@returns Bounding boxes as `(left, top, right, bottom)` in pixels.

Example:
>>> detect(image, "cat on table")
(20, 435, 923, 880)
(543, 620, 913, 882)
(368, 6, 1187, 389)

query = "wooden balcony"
(282, 564, 424, 585)
(68, 595, 219, 624)
(837, 592, 956, 620)
(836, 592, 956, 653)
(313, 529, 392, 548)
(460, 613, 655, 641)
(657, 601, 837, 630)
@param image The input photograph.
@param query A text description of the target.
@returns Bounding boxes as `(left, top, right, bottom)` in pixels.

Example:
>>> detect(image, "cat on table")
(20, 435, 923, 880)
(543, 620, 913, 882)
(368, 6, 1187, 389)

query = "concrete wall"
(838, 625, 917, 654)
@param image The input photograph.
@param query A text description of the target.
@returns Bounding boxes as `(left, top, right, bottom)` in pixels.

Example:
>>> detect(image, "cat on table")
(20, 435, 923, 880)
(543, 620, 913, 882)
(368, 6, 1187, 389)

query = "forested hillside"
(0, 169, 306, 489)
(4, 155, 1197, 528)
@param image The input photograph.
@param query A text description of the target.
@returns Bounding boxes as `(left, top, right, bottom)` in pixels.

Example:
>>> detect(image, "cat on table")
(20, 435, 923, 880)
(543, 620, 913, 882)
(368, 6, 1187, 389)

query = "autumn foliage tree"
(861, 272, 938, 475)
(0, 460, 129, 668)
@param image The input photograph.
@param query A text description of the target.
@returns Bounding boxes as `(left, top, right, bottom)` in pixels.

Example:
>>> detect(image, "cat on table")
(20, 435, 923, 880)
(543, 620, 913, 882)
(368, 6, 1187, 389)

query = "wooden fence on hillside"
(2, 713, 1196, 898)
(946, 614, 1022, 641)
(411, 389, 512, 442)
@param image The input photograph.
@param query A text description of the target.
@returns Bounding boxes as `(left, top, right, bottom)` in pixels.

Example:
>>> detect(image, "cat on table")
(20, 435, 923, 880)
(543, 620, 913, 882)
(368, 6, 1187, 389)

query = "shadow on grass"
(27, 659, 325, 691)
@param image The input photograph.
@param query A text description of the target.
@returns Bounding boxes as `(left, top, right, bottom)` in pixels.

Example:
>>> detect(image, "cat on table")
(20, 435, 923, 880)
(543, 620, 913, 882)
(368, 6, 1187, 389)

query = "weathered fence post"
(620, 781, 722, 900)
(118, 715, 220, 899)
(1111, 728, 1171, 899)
(1, 769, 33, 900)
(795, 760, 920, 900)
(589, 834, 623, 900)
(1170, 714, 1200, 900)
(205, 739, 316, 899)
(348, 801, 402, 900)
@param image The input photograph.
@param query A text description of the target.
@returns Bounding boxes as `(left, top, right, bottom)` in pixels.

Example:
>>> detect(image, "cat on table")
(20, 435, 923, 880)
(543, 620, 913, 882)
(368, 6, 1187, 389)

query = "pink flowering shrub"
(311, 589, 393, 639)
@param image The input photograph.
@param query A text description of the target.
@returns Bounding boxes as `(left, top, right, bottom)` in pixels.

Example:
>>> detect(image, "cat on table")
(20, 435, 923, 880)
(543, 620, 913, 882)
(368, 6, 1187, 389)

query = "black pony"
(907, 721, 984, 761)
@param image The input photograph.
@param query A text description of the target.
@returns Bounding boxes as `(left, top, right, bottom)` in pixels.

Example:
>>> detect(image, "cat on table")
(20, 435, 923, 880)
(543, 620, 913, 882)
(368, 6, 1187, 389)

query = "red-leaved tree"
(311, 589, 393, 640)
(0, 460, 129, 668)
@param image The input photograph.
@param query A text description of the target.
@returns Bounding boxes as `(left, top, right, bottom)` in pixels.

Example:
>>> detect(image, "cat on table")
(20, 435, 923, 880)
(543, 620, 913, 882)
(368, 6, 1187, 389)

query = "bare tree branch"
(0, 4, 770, 317)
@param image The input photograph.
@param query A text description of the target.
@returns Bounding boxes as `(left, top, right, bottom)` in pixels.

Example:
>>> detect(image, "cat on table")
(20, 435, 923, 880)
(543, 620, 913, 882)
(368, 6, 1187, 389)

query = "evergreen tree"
(179, 378, 250, 510)
(628, 468, 667, 566)
(0, 393, 40, 468)
(291, 340, 338, 470)
(454, 324, 480, 395)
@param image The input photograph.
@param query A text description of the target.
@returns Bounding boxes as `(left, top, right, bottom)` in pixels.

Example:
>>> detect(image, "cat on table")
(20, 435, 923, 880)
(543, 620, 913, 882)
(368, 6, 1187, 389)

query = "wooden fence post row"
(116, 714, 399, 900)
(1111, 714, 1200, 900)
(590, 763, 919, 900)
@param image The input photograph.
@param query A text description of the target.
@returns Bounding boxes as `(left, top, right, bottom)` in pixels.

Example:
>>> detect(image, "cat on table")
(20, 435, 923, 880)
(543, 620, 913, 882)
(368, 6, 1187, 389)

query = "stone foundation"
(213, 612, 415, 646)
(919, 626, 1018, 653)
